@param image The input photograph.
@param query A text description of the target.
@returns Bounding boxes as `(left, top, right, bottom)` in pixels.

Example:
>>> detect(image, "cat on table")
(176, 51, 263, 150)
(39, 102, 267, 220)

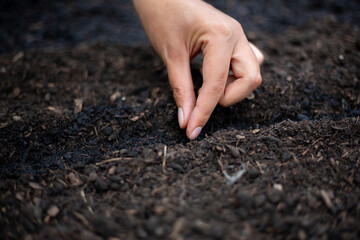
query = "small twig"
(260, 119, 288, 135)
(99, 123, 111, 132)
(170, 217, 186, 240)
(217, 156, 226, 173)
(311, 138, 324, 146)
(162, 145, 167, 174)
(80, 189, 93, 214)
(320, 189, 334, 210)
(95, 157, 133, 166)
(94, 126, 98, 136)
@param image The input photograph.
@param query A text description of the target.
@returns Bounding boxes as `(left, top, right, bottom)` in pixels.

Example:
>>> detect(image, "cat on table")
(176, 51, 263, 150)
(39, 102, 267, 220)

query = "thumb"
(166, 58, 196, 129)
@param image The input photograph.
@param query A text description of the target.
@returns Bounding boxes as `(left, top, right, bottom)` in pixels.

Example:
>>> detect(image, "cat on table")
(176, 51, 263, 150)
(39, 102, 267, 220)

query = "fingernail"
(178, 107, 184, 128)
(189, 127, 202, 140)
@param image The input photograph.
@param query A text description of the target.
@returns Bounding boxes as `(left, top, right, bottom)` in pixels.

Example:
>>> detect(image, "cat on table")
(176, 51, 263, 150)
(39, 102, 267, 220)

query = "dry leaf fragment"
(15, 193, 24, 201)
(108, 166, 116, 175)
(130, 113, 144, 122)
(252, 129, 260, 134)
(47, 106, 62, 114)
(236, 135, 246, 140)
(320, 189, 334, 209)
(110, 92, 121, 102)
(74, 98, 83, 114)
(12, 51, 24, 63)
(130, 116, 141, 122)
(29, 182, 43, 190)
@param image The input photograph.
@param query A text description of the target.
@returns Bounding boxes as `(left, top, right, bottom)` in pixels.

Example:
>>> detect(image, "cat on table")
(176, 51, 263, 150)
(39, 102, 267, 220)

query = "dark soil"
(1, 1, 360, 239)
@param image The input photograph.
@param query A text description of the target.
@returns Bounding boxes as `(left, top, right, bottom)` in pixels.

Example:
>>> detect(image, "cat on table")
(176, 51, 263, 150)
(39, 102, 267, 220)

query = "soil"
(1, 0, 360, 239)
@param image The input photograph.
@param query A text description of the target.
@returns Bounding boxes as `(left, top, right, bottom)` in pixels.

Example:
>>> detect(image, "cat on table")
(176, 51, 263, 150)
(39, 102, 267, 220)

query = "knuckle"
(172, 86, 185, 100)
(161, 46, 183, 66)
(246, 73, 262, 89)
(253, 74, 263, 88)
(207, 82, 225, 96)
(210, 22, 233, 41)
(219, 24, 232, 39)
(231, 19, 243, 31)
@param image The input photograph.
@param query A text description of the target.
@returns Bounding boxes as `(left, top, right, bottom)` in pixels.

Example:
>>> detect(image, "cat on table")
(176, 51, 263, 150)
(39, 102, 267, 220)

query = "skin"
(133, 0, 264, 140)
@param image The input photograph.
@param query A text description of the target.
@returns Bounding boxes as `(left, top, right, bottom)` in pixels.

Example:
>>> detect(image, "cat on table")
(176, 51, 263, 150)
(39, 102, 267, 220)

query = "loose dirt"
(1, 1, 359, 239)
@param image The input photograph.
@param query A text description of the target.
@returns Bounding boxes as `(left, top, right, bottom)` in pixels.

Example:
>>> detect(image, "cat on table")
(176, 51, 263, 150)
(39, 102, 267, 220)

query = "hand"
(133, 0, 263, 140)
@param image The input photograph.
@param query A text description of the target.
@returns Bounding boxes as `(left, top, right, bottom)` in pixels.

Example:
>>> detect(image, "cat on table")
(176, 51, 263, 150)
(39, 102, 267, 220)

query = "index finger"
(219, 41, 262, 107)
(186, 44, 232, 140)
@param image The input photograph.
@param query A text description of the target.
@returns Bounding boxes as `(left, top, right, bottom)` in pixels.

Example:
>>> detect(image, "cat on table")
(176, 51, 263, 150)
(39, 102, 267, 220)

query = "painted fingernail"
(178, 107, 184, 128)
(189, 127, 202, 140)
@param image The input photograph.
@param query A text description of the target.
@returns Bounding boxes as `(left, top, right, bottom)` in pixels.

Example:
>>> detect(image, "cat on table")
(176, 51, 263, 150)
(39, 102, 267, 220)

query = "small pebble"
(95, 178, 108, 192)
(13, 116, 22, 121)
(154, 205, 166, 215)
(103, 127, 112, 136)
(110, 183, 121, 190)
(47, 205, 60, 217)
(248, 168, 260, 179)
(273, 183, 283, 191)
(254, 194, 266, 207)
(110, 175, 120, 182)
(68, 172, 82, 186)
(281, 151, 292, 162)
(227, 145, 240, 158)
(267, 188, 283, 204)
(88, 172, 98, 182)
(236, 192, 253, 208)
(45, 93, 51, 102)
(301, 99, 310, 109)
(120, 149, 127, 155)
(246, 92, 255, 100)
(297, 113, 309, 121)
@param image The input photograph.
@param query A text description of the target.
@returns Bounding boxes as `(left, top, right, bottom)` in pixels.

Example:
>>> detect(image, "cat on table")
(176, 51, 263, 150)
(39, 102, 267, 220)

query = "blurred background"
(0, 0, 359, 54)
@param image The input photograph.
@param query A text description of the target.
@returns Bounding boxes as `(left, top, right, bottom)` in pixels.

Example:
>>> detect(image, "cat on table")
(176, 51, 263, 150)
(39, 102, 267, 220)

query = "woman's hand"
(133, 0, 263, 140)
